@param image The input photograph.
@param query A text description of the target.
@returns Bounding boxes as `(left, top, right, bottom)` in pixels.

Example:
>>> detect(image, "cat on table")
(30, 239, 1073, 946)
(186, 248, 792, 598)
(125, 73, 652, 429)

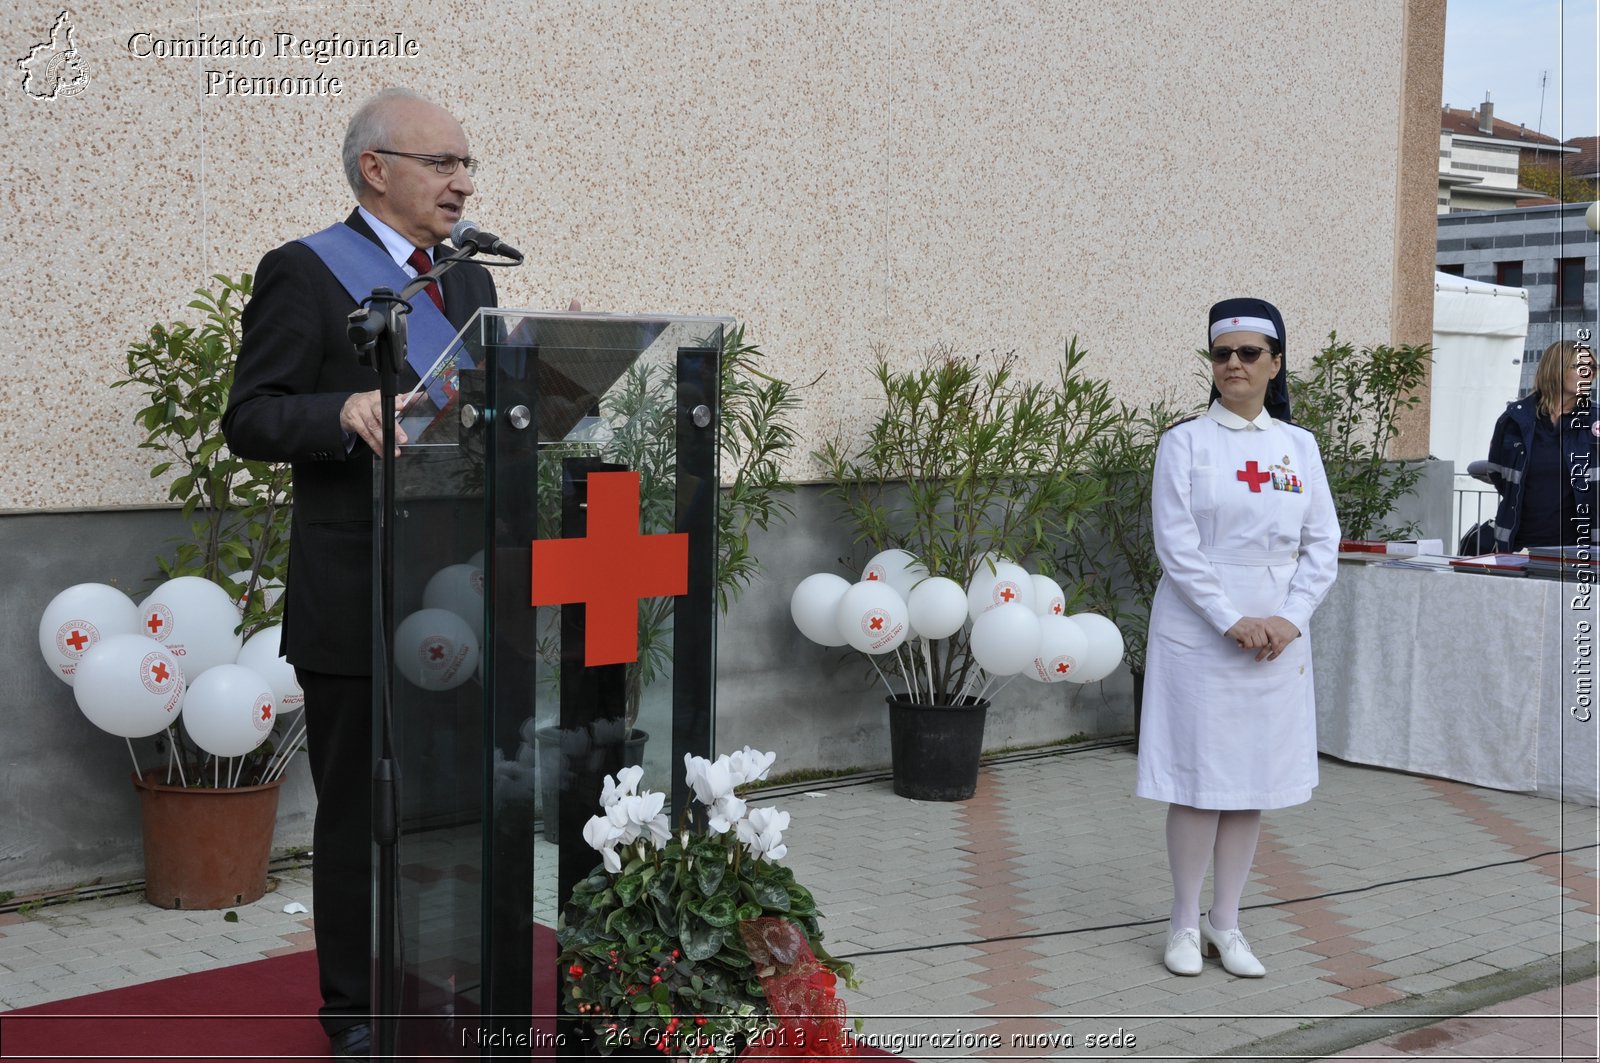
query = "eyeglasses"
(371, 149, 478, 176)
(1209, 345, 1272, 365)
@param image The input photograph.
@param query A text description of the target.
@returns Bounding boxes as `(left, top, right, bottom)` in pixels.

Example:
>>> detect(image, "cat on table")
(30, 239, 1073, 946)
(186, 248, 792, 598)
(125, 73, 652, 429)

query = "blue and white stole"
(298, 223, 470, 409)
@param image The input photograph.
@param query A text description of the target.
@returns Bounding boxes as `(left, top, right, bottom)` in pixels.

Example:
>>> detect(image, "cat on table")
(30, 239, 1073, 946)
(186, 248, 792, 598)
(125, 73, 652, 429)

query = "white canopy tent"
(1430, 272, 1529, 548)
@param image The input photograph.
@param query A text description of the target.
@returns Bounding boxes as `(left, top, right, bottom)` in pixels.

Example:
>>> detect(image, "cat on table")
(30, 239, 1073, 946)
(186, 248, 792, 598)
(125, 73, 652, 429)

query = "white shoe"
(1163, 926, 1202, 976)
(1200, 913, 1265, 977)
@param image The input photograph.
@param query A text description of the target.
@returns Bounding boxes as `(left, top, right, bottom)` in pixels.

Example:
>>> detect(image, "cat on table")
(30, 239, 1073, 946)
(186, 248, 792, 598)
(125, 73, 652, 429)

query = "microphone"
(450, 219, 524, 261)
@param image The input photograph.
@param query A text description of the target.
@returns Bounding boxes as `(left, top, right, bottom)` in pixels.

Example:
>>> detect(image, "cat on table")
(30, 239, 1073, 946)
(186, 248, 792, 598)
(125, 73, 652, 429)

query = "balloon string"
(264, 719, 304, 782)
(924, 637, 936, 704)
(266, 731, 307, 784)
(893, 644, 914, 701)
(985, 674, 1022, 702)
(126, 739, 141, 781)
(868, 658, 897, 700)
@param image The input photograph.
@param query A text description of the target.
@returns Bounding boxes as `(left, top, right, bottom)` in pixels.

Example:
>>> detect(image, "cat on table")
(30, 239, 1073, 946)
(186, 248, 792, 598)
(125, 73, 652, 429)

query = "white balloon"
(467, 549, 486, 569)
(236, 626, 304, 717)
(139, 577, 244, 680)
(423, 563, 486, 642)
(834, 581, 911, 655)
(967, 560, 1035, 619)
(38, 583, 141, 687)
(395, 608, 479, 691)
(861, 549, 930, 601)
(73, 634, 186, 739)
(1027, 615, 1090, 683)
(1066, 613, 1126, 683)
(967, 603, 1041, 676)
(182, 664, 277, 758)
(790, 573, 852, 647)
(1030, 574, 1067, 618)
(907, 576, 969, 640)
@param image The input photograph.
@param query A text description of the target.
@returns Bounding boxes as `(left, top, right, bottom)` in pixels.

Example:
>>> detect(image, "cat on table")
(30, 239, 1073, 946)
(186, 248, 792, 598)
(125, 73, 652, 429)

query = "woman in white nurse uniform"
(1137, 298, 1339, 978)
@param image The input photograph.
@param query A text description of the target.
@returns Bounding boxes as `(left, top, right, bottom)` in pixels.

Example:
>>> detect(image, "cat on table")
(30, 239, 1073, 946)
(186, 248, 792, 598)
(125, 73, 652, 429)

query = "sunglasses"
(1208, 345, 1273, 365)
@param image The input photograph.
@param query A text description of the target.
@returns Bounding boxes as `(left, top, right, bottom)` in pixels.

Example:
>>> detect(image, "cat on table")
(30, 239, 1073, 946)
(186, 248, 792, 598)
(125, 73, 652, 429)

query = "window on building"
(1557, 257, 1587, 307)
(1495, 260, 1523, 287)
(1438, 262, 1466, 276)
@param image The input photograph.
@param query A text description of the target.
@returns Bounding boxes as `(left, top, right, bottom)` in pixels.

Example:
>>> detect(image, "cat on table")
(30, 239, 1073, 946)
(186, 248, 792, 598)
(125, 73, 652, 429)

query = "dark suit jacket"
(223, 210, 497, 675)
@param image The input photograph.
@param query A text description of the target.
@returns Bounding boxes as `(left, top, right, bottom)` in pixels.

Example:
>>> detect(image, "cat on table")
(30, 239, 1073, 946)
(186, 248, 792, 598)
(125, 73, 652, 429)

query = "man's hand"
(340, 390, 410, 456)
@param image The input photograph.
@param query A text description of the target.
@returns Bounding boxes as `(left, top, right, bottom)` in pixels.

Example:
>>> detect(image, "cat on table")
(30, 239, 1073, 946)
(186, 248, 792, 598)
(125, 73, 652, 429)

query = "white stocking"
(1207, 809, 1261, 931)
(1165, 803, 1219, 930)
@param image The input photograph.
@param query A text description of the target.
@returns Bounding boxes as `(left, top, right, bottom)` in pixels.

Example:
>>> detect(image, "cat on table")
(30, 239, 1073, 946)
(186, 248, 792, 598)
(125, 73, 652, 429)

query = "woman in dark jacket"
(1486, 339, 1597, 551)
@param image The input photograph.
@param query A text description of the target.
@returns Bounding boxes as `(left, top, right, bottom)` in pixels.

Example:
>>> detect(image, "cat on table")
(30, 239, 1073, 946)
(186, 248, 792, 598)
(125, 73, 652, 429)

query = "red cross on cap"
(1231, 317, 1240, 324)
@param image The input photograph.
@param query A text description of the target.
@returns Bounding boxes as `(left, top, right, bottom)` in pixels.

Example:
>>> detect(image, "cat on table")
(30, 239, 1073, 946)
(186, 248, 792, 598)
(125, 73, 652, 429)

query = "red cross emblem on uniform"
(66, 629, 88, 652)
(1236, 461, 1271, 492)
(530, 471, 689, 667)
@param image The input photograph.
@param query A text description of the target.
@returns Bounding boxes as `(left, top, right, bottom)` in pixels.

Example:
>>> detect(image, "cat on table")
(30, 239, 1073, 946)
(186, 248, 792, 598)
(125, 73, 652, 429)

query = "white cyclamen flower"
(707, 794, 747, 835)
(619, 789, 671, 850)
(726, 747, 776, 787)
(599, 765, 644, 809)
(737, 806, 790, 861)
(582, 814, 626, 873)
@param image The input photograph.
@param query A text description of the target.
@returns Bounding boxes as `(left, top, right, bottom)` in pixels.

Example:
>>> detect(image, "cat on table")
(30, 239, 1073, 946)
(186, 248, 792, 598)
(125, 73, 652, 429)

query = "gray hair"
(342, 87, 430, 197)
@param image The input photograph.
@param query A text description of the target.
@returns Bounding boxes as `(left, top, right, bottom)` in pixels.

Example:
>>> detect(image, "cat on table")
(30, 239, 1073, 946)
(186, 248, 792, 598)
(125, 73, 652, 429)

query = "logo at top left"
(18, 9, 90, 100)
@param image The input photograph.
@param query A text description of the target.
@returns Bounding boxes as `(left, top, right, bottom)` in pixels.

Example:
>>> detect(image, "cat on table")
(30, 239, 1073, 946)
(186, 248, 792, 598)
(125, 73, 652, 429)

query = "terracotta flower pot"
(132, 770, 284, 910)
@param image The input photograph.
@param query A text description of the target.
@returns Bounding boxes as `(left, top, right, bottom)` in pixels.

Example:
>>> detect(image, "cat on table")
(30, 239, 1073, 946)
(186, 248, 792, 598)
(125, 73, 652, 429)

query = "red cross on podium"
(530, 471, 689, 667)
(1236, 461, 1271, 492)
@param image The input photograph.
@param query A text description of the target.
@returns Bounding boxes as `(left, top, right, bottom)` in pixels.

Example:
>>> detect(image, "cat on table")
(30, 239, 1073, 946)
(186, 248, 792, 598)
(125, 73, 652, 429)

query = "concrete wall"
(2, 493, 1129, 895)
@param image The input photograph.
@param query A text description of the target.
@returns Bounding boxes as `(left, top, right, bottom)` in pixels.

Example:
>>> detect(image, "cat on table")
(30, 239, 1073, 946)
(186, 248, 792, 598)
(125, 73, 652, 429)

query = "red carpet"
(1, 948, 901, 1061)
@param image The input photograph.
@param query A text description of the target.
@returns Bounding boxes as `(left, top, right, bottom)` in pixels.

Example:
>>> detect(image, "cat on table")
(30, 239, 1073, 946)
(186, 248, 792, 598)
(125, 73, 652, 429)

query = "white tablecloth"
(1312, 561, 1598, 804)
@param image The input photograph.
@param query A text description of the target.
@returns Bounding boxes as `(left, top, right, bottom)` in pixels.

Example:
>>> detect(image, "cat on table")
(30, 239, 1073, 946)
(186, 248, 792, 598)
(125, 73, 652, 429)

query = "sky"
(1442, 0, 1599, 140)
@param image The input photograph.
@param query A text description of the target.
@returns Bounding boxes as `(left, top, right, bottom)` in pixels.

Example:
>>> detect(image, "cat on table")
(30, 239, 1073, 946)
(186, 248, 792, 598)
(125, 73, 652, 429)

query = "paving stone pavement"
(1, 744, 1597, 1060)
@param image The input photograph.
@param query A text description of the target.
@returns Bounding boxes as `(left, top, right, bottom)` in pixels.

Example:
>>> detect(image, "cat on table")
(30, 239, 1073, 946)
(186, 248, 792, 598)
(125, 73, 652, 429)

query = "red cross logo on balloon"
(1055, 661, 1070, 675)
(66, 628, 89, 652)
(529, 472, 689, 667)
(151, 662, 169, 684)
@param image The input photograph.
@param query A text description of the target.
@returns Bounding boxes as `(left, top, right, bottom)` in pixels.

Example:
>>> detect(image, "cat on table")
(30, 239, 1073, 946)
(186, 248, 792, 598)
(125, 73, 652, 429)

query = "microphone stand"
(346, 246, 478, 1061)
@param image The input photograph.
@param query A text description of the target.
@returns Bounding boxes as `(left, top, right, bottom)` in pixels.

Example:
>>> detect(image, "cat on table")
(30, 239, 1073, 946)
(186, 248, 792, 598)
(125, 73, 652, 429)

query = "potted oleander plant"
(1058, 396, 1193, 748)
(804, 343, 1121, 800)
(37, 272, 300, 908)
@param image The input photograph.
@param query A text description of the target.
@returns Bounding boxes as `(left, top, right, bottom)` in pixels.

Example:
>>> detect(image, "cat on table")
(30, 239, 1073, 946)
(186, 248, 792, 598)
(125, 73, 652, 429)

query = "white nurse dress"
(1135, 401, 1340, 810)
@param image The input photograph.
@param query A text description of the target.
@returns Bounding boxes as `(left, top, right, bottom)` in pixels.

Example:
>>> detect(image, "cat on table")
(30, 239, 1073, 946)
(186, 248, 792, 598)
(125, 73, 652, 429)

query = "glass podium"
(378, 310, 726, 1057)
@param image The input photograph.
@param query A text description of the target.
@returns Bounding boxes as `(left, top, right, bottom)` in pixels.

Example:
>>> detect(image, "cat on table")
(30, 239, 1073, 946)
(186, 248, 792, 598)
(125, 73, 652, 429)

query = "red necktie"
(406, 249, 445, 313)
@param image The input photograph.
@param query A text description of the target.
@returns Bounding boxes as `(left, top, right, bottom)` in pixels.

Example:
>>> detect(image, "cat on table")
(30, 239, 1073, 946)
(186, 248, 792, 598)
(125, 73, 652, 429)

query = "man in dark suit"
(223, 87, 497, 1059)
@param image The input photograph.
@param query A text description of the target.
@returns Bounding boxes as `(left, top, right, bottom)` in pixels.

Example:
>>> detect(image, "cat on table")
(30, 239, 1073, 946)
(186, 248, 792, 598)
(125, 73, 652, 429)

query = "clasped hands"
(1223, 616, 1300, 662)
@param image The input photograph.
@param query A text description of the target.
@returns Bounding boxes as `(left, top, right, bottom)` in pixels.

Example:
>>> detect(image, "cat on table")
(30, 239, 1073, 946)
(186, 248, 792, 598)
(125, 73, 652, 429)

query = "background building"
(2, 0, 1446, 893)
